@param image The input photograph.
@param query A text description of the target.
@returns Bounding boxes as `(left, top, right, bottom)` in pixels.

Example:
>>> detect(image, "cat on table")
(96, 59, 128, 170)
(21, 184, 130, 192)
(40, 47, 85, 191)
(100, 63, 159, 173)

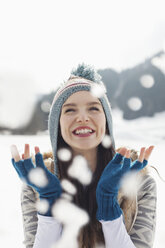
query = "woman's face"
(60, 91, 106, 153)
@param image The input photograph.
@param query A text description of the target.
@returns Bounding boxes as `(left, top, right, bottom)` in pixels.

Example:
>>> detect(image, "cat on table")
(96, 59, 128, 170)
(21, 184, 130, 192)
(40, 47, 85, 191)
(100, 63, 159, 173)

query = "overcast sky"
(0, 0, 165, 93)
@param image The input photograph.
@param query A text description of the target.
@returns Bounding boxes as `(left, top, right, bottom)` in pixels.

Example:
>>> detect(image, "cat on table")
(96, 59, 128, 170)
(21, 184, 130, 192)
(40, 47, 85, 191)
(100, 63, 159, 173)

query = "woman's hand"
(96, 146, 154, 221)
(11, 143, 34, 162)
(11, 144, 62, 216)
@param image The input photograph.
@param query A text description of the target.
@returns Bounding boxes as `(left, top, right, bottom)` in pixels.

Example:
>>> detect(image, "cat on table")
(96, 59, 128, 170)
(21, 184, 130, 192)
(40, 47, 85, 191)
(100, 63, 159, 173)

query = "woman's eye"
(89, 107, 99, 111)
(65, 108, 75, 113)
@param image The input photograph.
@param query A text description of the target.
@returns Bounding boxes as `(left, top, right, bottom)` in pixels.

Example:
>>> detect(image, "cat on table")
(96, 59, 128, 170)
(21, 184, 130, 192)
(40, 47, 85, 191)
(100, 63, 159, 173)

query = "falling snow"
(127, 97, 143, 111)
(120, 171, 142, 198)
(57, 148, 72, 162)
(40, 101, 51, 113)
(68, 155, 92, 185)
(101, 134, 112, 148)
(61, 193, 73, 201)
(61, 179, 77, 195)
(51, 198, 89, 248)
(36, 199, 49, 215)
(90, 84, 106, 98)
(140, 74, 155, 88)
(28, 167, 48, 187)
(151, 54, 165, 75)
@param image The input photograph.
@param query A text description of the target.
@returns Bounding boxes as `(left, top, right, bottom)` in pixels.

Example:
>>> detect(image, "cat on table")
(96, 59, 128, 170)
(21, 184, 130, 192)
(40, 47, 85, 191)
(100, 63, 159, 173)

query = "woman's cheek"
(95, 113, 106, 123)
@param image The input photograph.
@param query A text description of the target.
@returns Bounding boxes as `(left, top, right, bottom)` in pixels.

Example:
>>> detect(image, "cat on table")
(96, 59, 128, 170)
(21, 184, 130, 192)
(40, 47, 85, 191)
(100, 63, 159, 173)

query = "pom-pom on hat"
(48, 63, 115, 175)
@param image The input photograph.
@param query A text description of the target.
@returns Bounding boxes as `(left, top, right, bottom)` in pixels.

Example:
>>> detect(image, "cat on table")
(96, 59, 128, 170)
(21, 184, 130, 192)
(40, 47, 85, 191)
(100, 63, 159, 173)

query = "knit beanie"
(48, 63, 115, 175)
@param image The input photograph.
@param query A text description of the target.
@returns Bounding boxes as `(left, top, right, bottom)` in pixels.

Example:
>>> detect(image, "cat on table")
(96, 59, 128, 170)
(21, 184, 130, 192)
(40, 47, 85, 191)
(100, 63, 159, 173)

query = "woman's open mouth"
(72, 127, 95, 137)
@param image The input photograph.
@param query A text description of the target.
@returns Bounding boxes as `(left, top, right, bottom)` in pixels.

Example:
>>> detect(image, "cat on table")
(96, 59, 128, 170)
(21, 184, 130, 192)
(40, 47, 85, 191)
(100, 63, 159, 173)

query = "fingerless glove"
(12, 153, 62, 216)
(96, 153, 148, 221)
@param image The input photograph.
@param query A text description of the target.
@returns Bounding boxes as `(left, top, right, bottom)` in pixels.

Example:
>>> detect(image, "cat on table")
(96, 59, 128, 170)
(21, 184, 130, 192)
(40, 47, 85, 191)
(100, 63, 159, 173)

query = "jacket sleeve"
(33, 215, 62, 248)
(21, 184, 38, 248)
(20, 158, 54, 248)
(100, 216, 136, 248)
(129, 174, 157, 248)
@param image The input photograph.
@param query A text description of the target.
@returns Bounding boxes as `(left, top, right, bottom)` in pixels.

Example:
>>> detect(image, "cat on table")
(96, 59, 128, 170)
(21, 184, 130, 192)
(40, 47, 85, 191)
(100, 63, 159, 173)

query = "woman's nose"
(76, 112, 90, 123)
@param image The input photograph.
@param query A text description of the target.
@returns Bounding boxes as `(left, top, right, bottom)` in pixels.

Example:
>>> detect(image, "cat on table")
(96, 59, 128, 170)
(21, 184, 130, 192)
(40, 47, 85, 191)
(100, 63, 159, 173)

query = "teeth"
(75, 129, 93, 134)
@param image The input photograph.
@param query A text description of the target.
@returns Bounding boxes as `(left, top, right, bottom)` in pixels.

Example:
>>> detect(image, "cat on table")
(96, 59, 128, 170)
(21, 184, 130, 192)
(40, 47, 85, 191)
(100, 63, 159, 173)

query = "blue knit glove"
(96, 153, 148, 221)
(12, 153, 62, 216)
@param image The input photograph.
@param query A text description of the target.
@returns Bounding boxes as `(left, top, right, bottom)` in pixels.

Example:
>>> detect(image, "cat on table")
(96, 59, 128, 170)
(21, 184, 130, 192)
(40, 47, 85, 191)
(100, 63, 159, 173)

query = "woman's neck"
(72, 147, 97, 172)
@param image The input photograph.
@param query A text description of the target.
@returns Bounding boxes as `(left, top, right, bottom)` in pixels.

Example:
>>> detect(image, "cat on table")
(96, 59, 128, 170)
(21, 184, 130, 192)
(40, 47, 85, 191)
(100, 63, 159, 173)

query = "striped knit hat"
(48, 63, 115, 175)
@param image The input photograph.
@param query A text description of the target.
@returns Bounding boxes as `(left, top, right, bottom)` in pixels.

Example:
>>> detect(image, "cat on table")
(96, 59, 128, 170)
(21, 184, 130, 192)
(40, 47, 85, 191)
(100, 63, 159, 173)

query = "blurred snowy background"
(0, 0, 165, 247)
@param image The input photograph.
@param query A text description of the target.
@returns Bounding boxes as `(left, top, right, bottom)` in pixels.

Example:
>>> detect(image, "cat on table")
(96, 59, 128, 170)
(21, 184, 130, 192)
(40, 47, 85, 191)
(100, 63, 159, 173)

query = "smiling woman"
(11, 63, 157, 248)
(60, 91, 106, 154)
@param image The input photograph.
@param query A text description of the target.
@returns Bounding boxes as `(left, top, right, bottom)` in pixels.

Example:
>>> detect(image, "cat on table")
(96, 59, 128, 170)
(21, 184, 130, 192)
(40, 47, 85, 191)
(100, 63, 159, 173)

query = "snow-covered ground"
(0, 110, 165, 247)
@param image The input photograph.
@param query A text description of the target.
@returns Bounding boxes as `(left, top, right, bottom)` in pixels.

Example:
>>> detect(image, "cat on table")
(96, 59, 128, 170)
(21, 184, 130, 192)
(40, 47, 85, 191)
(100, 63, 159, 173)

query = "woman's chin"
(71, 141, 100, 152)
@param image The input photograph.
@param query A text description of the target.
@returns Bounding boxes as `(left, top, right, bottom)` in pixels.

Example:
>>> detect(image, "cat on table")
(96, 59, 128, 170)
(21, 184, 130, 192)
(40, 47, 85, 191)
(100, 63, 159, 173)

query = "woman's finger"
(24, 144, 30, 159)
(34, 146, 40, 154)
(118, 147, 127, 156)
(125, 150, 131, 158)
(138, 147, 146, 162)
(10, 145, 21, 162)
(144, 146, 154, 161)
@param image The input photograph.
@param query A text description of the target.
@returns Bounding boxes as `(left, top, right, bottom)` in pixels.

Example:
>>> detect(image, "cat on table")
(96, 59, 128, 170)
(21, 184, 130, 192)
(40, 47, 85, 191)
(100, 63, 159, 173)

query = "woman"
(11, 64, 157, 248)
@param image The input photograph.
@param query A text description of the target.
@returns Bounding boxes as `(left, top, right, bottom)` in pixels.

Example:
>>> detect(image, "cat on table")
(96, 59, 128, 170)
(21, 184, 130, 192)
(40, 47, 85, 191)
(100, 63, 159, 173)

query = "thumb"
(112, 153, 124, 164)
(35, 152, 46, 169)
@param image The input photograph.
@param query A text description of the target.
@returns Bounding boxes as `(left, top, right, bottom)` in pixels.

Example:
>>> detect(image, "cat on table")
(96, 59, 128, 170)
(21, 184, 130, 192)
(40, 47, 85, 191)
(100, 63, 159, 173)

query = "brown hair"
(57, 124, 115, 248)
